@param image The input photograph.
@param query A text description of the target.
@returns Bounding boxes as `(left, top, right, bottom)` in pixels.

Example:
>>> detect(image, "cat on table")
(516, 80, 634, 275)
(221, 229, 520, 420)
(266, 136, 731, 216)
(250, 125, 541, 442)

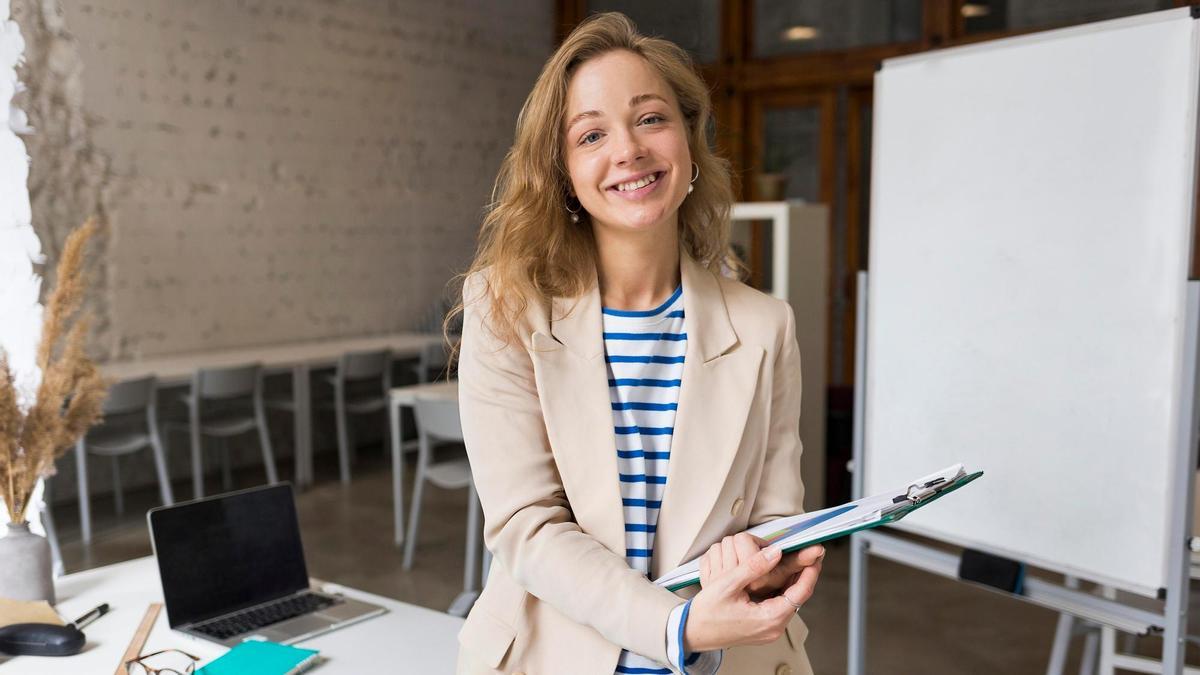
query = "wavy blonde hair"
(447, 12, 735, 352)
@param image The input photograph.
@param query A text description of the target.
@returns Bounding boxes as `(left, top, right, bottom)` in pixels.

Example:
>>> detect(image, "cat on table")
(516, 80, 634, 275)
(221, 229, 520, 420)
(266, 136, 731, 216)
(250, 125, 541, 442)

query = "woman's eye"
(640, 114, 664, 125)
(581, 131, 603, 145)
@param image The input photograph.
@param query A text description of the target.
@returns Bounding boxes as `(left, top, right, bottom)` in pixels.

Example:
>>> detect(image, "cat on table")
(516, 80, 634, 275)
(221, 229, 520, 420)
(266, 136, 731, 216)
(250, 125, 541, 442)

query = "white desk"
(101, 333, 443, 488)
(0, 557, 463, 673)
(387, 380, 458, 546)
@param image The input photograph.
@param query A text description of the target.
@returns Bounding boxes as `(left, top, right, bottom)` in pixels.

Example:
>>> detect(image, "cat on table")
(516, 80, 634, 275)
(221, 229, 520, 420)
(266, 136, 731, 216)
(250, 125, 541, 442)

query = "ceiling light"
(782, 25, 819, 41)
(961, 3, 990, 18)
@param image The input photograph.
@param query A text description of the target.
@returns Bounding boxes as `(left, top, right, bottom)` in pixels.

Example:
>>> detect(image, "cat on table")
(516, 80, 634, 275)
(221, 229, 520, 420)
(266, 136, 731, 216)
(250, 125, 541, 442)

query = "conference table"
(100, 333, 443, 488)
(0, 556, 463, 673)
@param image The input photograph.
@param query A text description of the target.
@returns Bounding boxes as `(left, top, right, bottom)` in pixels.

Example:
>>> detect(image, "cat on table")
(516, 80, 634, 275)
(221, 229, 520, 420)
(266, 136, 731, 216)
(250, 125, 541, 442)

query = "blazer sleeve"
(748, 300, 806, 525)
(457, 275, 683, 663)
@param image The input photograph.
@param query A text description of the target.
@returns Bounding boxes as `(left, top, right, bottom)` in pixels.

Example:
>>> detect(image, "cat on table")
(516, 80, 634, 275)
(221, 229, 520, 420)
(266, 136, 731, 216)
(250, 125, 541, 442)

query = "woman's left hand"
(699, 533, 824, 601)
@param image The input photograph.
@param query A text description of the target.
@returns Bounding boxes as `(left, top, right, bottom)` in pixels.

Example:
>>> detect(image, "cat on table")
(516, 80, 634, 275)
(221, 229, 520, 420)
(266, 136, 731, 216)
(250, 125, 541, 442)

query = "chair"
(402, 397, 482, 606)
(414, 340, 451, 383)
(175, 364, 278, 499)
(262, 350, 392, 485)
(324, 349, 392, 484)
(74, 376, 173, 543)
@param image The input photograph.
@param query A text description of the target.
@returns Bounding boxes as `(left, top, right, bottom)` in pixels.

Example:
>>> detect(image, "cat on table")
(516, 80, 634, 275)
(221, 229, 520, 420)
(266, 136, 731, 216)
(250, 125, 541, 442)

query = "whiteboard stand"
(1049, 282, 1200, 675)
(847, 273, 1200, 675)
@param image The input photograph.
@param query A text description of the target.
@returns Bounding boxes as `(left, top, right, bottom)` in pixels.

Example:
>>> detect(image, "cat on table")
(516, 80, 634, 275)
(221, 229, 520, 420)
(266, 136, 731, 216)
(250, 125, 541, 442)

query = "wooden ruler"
(114, 602, 162, 675)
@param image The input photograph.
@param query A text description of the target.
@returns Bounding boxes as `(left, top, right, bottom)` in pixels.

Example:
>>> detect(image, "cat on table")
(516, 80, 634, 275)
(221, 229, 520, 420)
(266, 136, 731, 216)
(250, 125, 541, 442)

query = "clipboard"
(653, 464, 984, 592)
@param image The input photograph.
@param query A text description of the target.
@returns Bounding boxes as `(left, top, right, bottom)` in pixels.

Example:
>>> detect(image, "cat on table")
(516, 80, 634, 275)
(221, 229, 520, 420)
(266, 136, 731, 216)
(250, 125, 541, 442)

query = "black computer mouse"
(0, 622, 86, 656)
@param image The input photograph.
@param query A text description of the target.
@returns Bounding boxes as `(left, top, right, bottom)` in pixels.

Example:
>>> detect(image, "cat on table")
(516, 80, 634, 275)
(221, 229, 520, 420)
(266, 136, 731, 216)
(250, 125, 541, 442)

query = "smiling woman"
(564, 52, 692, 243)
(450, 12, 820, 675)
(452, 12, 735, 354)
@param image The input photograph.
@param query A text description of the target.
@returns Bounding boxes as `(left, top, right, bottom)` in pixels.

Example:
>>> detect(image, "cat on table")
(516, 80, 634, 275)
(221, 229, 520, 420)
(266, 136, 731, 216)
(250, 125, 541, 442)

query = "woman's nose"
(611, 129, 647, 165)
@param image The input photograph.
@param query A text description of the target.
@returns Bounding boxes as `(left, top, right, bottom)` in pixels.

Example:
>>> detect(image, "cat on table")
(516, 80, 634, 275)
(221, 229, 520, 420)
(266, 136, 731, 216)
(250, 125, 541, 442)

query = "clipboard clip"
(894, 476, 950, 505)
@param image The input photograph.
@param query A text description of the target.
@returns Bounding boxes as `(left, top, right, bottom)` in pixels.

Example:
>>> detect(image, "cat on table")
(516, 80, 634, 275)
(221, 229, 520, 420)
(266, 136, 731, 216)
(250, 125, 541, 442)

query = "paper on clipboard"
(653, 463, 981, 591)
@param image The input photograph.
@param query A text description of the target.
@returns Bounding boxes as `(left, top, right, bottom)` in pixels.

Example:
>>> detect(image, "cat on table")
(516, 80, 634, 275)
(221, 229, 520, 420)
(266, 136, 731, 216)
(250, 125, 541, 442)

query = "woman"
(453, 12, 823, 675)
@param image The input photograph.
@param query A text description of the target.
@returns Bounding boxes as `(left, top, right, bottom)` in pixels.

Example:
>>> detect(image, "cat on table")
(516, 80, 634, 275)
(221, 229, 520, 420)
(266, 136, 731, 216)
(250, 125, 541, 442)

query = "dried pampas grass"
(0, 218, 107, 523)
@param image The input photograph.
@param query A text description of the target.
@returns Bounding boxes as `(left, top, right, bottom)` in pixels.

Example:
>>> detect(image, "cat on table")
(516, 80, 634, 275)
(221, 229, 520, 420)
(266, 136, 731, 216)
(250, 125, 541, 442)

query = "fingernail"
(763, 545, 782, 561)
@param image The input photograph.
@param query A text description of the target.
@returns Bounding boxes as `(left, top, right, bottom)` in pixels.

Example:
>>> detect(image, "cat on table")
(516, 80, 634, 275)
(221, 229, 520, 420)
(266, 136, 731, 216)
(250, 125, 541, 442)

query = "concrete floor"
(51, 446, 1180, 674)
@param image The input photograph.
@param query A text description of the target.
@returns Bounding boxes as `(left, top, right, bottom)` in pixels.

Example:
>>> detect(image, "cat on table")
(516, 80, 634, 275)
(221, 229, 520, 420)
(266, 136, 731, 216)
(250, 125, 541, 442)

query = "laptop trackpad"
(252, 614, 332, 642)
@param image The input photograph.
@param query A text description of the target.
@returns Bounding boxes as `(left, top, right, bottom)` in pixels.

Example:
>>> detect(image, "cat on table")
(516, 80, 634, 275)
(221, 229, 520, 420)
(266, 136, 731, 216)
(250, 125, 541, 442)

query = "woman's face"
(562, 50, 692, 239)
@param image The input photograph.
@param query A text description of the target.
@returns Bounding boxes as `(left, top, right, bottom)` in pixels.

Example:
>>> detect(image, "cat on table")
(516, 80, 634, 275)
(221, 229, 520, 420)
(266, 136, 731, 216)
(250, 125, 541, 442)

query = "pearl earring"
(688, 162, 699, 195)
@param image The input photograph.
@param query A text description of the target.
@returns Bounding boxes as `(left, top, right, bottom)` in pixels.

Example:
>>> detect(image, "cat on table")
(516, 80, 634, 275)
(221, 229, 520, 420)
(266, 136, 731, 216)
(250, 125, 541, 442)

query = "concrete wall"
(16, 0, 552, 361)
(12, 0, 552, 506)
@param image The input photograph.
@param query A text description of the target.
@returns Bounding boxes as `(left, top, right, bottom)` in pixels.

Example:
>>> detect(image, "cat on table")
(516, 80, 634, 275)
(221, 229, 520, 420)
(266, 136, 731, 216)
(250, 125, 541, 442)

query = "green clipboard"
(659, 469, 984, 592)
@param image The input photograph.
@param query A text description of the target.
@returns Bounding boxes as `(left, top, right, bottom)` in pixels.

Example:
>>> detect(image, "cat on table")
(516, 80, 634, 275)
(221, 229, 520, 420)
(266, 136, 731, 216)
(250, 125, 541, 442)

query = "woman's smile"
(607, 170, 667, 201)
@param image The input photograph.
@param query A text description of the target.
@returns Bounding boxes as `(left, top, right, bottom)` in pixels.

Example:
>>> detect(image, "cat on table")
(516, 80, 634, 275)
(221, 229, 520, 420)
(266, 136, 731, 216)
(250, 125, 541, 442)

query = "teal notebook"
(197, 640, 321, 675)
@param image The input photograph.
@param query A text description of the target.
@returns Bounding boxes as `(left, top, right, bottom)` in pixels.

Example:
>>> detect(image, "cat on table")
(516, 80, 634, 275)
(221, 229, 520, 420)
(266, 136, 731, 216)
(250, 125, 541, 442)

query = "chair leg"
(149, 431, 174, 506)
(382, 411, 393, 460)
(111, 456, 124, 517)
(402, 434, 430, 570)
(335, 385, 351, 484)
(256, 403, 279, 485)
(389, 401, 405, 547)
(464, 481, 480, 593)
(75, 439, 91, 544)
(191, 416, 204, 500)
(221, 441, 233, 492)
(1080, 627, 1100, 675)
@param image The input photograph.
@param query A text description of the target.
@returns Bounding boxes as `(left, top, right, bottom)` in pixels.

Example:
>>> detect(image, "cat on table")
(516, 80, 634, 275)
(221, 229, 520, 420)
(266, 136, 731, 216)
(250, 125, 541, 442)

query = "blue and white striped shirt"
(604, 287, 721, 675)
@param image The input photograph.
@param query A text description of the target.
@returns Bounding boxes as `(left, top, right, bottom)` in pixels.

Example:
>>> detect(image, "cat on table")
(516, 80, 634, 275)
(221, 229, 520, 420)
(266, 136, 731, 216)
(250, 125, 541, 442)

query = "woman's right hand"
(682, 535, 824, 652)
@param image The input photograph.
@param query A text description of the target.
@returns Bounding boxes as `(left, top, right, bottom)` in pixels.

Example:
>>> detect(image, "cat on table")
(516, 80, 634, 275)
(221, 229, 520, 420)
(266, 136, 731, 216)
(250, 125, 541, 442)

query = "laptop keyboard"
(192, 593, 338, 640)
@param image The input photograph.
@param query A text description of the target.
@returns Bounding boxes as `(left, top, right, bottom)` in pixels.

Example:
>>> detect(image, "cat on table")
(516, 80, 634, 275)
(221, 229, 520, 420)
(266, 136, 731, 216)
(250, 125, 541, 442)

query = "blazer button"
(730, 496, 744, 517)
(775, 664, 792, 675)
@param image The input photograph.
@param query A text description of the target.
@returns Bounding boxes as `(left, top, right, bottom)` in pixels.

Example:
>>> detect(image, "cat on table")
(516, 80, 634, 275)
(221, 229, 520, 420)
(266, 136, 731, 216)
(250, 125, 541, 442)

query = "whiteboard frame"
(862, 5, 1200, 598)
(848, 6, 1200, 674)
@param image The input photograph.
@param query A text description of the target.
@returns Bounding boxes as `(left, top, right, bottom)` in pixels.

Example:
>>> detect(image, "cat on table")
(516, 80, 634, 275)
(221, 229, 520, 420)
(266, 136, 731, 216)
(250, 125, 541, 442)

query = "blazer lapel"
(652, 254, 765, 577)
(529, 284, 627, 555)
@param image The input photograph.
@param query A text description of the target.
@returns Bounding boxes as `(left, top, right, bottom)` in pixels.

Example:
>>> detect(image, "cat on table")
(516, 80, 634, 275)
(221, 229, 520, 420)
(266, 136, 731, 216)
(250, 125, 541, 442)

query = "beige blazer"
(456, 252, 813, 675)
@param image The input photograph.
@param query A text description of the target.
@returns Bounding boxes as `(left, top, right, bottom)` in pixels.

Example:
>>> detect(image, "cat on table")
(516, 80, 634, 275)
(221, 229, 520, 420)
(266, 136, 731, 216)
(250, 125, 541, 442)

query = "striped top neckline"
(601, 285, 683, 320)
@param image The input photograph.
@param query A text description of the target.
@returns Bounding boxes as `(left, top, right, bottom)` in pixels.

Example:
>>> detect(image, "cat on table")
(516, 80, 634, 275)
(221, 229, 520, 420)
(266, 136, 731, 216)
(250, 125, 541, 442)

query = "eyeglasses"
(124, 648, 200, 675)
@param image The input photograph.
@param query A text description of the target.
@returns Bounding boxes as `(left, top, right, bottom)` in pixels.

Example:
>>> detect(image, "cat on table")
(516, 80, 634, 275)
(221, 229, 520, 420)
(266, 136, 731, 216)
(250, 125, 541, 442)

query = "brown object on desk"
(114, 603, 161, 675)
(0, 597, 64, 628)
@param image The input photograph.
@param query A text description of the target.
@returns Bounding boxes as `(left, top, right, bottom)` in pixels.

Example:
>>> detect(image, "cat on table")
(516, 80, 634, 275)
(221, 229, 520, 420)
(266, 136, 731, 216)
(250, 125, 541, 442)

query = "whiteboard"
(863, 8, 1200, 596)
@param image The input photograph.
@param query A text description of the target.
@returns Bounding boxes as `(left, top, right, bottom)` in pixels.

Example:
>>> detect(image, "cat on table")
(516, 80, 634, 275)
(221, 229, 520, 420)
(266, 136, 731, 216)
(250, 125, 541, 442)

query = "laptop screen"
(149, 484, 311, 628)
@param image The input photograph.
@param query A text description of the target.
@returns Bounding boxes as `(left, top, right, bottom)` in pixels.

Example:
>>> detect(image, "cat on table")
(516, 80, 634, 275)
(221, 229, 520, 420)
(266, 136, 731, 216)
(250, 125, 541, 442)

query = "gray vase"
(0, 521, 55, 604)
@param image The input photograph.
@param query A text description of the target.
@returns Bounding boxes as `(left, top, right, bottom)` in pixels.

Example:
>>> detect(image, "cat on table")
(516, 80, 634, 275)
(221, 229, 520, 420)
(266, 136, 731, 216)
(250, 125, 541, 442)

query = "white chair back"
(102, 376, 156, 414)
(413, 396, 463, 442)
(195, 363, 261, 400)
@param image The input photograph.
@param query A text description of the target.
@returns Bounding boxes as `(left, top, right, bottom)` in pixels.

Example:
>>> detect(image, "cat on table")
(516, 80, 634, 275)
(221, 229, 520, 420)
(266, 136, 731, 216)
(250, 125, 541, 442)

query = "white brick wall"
(65, 0, 551, 359)
(17, 0, 551, 503)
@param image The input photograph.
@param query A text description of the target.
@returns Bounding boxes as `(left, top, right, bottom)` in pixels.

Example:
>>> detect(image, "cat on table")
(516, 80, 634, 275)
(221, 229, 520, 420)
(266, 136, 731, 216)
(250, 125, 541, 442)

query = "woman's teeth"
(617, 173, 658, 192)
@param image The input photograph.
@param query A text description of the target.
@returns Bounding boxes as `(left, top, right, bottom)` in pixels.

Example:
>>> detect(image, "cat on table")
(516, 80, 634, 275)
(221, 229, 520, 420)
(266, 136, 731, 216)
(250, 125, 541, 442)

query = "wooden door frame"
(744, 90, 837, 349)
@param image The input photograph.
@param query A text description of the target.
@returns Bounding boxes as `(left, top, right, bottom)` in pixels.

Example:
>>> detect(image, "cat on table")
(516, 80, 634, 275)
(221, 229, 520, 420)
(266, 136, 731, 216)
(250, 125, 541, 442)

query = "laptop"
(148, 483, 386, 647)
